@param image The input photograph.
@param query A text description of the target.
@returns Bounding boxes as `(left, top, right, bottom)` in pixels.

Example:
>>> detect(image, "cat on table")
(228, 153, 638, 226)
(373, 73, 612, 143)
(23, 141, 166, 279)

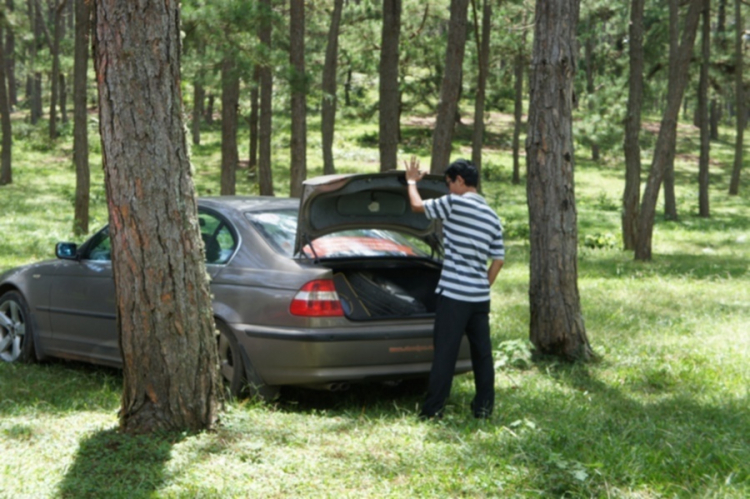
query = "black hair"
(444, 158, 479, 187)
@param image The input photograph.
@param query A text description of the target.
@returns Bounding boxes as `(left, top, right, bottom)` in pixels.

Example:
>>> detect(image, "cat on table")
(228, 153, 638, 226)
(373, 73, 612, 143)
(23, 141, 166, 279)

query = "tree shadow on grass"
(57, 428, 183, 499)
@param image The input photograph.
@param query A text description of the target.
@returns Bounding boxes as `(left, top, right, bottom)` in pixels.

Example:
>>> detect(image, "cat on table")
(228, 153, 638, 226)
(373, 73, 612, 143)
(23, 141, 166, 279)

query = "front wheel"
(0, 291, 36, 363)
(216, 321, 279, 401)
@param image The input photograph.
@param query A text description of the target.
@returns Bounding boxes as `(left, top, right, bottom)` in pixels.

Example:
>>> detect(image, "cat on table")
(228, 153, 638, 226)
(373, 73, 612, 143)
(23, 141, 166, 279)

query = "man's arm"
(404, 156, 426, 213)
(488, 259, 504, 286)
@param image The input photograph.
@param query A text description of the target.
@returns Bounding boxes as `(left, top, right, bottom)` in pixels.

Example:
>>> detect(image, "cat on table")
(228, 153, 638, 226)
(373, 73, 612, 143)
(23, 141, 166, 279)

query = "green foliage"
(583, 231, 618, 249)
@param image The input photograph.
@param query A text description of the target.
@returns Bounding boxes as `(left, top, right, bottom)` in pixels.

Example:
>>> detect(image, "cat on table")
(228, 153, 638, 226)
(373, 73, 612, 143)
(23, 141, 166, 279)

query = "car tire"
(216, 321, 279, 401)
(0, 291, 36, 363)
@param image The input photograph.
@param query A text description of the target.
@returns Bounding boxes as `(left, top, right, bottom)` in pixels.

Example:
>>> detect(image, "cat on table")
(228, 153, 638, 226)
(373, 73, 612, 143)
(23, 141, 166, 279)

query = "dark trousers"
(420, 294, 495, 418)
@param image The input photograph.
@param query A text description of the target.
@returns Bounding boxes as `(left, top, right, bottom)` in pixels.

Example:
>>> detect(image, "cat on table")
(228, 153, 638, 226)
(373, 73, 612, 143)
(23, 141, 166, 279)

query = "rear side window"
(199, 210, 238, 265)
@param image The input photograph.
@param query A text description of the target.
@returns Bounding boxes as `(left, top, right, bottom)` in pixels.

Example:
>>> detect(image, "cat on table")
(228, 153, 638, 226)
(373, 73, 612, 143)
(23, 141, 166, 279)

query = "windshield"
(245, 209, 433, 259)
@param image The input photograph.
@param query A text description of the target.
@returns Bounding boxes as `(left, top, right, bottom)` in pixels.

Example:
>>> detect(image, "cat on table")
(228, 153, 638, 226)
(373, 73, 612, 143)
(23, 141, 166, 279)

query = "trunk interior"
(325, 260, 441, 320)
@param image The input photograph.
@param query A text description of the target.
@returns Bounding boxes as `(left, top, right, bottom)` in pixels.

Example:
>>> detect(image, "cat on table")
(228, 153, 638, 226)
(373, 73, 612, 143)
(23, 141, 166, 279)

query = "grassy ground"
(1, 111, 748, 498)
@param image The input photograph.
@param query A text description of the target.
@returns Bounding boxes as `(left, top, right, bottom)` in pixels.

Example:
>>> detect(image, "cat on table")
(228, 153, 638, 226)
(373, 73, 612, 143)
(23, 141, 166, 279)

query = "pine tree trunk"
(663, 0, 679, 220)
(622, 0, 644, 250)
(430, 0, 469, 174)
(94, 0, 222, 434)
(526, 0, 592, 361)
(379, 0, 401, 173)
(0, 20, 11, 186)
(220, 57, 239, 196)
(192, 82, 203, 146)
(248, 66, 259, 170)
(729, 0, 744, 195)
(635, 0, 702, 260)
(258, 0, 274, 196)
(5, 0, 16, 107)
(49, 0, 67, 140)
(73, 0, 90, 235)
(471, 0, 491, 192)
(584, 30, 599, 161)
(698, 0, 711, 217)
(321, 0, 344, 176)
(289, 0, 307, 198)
(512, 13, 527, 186)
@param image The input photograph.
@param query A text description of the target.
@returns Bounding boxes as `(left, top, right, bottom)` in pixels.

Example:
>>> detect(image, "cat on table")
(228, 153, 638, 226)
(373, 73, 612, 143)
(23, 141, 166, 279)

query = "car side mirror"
(56, 242, 79, 260)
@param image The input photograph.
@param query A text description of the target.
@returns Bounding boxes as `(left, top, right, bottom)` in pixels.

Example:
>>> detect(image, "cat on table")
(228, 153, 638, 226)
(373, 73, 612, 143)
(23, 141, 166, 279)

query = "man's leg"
(420, 296, 470, 418)
(466, 300, 494, 418)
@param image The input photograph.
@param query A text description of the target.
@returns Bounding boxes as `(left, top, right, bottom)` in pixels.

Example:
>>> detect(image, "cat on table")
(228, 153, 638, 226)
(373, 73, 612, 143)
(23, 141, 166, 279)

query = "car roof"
(198, 196, 299, 213)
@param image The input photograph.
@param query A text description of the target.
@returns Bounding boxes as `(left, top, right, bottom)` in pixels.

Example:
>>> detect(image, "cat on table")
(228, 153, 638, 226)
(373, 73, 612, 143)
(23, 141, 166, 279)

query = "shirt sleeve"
(423, 194, 454, 221)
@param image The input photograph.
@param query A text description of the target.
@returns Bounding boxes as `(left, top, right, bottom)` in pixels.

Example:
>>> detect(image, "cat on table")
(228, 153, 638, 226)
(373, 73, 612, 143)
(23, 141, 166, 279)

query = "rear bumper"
(234, 322, 472, 386)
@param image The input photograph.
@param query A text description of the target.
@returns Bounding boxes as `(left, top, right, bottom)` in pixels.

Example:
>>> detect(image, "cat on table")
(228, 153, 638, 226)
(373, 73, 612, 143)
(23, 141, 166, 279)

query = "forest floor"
(0, 113, 748, 497)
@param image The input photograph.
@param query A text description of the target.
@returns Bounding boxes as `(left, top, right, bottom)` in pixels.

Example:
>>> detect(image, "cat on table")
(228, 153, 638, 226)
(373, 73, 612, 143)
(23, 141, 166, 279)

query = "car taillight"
(290, 279, 344, 317)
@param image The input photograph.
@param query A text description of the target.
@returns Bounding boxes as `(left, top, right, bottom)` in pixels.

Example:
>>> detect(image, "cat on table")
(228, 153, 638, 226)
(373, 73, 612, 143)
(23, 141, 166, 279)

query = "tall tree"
(5, 0, 16, 107)
(46, 0, 69, 140)
(73, 0, 90, 235)
(583, 21, 599, 161)
(430, 0, 470, 174)
(0, 12, 11, 186)
(258, 0, 274, 196)
(698, 0, 711, 217)
(635, 0, 702, 261)
(729, 0, 744, 195)
(622, 0, 645, 250)
(470, 0, 491, 191)
(663, 0, 679, 220)
(512, 10, 528, 186)
(379, 0, 401, 173)
(248, 66, 259, 170)
(321, 0, 344, 176)
(289, 0, 306, 197)
(710, 0, 727, 141)
(526, 0, 592, 360)
(94, 0, 222, 433)
(220, 57, 239, 196)
(28, 0, 43, 124)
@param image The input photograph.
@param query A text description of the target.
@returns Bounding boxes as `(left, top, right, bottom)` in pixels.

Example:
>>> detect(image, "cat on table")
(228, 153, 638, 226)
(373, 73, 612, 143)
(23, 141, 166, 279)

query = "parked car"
(0, 172, 472, 398)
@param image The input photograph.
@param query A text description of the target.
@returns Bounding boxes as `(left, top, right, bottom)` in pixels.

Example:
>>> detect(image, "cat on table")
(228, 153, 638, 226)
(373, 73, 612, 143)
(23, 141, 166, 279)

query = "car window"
(245, 209, 432, 259)
(198, 210, 238, 265)
(85, 227, 112, 261)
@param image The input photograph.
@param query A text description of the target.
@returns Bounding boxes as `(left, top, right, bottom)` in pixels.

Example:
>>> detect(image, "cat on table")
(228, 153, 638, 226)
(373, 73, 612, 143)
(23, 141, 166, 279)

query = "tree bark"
(430, 0, 470, 174)
(289, 0, 307, 198)
(379, 0, 401, 173)
(698, 0, 711, 217)
(220, 57, 239, 196)
(622, 0, 645, 250)
(635, 0, 702, 261)
(663, 0, 679, 220)
(471, 0, 491, 192)
(73, 0, 90, 235)
(94, 0, 222, 434)
(5, 0, 16, 107)
(0, 19, 11, 186)
(258, 0, 274, 196)
(512, 12, 527, 186)
(321, 0, 344, 176)
(526, 0, 592, 361)
(729, 0, 744, 195)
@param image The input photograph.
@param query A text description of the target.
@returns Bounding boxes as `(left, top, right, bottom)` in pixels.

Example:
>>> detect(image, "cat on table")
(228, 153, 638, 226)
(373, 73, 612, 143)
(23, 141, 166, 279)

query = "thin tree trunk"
(526, 0, 592, 361)
(289, 0, 307, 198)
(73, 0, 90, 235)
(220, 57, 239, 196)
(48, 0, 68, 140)
(0, 20, 11, 186)
(663, 0, 679, 220)
(258, 0, 274, 196)
(192, 81, 203, 146)
(29, 0, 42, 124)
(710, 0, 727, 140)
(248, 66, 259, 170)
(379, 0, 401, 173)
(584, 29, 599, 161)
(622, 0, 645, 250)
(698, 0, 711, 217)
(205, 94, 214, 125)
(430, 0, 470, 174)
(729, 0, 744, 195)
(512, 12, 527, 186)
(471, 0, 491, 192)
(5, 0, 16, 107)
(321, 0, 344, 176)
(635, 0, 702, 261)
(60, 72, 68, 124)
(94, 0, 222, 434)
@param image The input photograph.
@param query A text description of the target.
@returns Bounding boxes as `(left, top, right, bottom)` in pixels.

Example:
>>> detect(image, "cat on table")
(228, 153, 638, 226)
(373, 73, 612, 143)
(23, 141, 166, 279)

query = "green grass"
(1, 111, 749, 497)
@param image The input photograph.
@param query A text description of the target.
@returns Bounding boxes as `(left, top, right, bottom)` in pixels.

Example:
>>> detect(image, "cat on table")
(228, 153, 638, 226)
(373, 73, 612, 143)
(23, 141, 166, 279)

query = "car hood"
(294, 172, 448, 256)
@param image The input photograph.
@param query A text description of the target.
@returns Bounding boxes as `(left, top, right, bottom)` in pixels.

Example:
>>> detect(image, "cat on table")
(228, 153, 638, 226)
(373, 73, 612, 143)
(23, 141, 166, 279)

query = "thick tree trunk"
(622, 0, 645, 250)
(526, 0, 592, 361)
(0, 21, 11, 186)
(258, 0, 274, 196)
(321, 0, 344, 176)
(512, 12, 527, 186)
(729, 0, 744, 195)
(73, 0, 90, 235)
(379, 0, 401, 173)
(635, 0, 702, 261)
(220, 58, 239, 196)
(430, 0, 469, 174)
(663, 0, 679, 220)
(471, 0, 491, 192)
(698, 0, 711, 217)
(94, 0, 222, 434)
(289, 0, 306, 198)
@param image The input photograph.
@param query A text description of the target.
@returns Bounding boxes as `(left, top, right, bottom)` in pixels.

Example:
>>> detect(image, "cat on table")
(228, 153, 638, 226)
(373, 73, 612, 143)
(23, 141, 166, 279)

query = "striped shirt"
(423, 192, 504, 302)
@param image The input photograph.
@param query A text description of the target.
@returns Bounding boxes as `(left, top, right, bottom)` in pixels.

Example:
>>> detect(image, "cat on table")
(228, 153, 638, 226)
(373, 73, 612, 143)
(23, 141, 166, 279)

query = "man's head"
(444, 159, 479, 192)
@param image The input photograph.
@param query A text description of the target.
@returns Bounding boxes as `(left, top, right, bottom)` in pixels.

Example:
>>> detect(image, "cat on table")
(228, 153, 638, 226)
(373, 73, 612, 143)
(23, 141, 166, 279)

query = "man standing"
(405, 157, 504, 419)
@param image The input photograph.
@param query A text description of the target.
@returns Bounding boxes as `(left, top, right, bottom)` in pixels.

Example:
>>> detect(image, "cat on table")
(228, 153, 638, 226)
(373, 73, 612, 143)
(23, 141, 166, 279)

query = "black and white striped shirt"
(423, 192, 504, 302)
